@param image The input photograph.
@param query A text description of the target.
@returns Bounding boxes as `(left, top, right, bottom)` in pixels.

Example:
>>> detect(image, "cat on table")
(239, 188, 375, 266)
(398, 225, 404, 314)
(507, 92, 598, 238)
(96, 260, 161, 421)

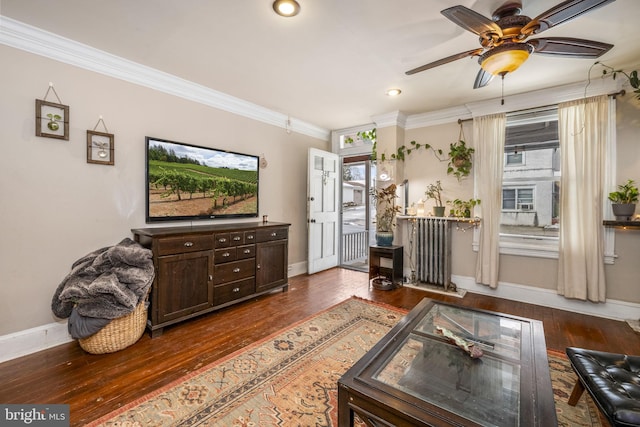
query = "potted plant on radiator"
(448, 198, 481, 218)
(425, 181, 446, 217)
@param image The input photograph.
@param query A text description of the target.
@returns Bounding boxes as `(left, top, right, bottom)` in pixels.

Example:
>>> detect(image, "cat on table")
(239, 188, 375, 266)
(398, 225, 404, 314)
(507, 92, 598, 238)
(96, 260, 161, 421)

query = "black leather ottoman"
(566, 347, 640, 427)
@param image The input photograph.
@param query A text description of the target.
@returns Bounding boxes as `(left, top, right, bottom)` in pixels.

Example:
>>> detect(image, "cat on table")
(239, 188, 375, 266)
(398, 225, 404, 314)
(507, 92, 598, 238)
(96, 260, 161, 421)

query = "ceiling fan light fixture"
(479, 43, 533, 76)
(272, 0, 300, 17)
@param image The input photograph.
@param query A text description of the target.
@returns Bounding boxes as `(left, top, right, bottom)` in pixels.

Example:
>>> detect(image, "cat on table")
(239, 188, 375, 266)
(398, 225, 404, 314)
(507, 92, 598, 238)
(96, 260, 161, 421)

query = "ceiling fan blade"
(522, 0, 616, 35)
(406, 48, 484, 75)
(473, 69, 495, 89)
(530, 37, 613, 58)
(441, 6, 503, 38)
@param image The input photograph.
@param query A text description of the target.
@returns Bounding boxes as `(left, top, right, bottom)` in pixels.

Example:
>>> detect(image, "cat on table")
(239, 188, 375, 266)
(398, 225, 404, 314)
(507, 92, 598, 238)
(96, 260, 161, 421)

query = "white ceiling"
(2, 0, 638, 131)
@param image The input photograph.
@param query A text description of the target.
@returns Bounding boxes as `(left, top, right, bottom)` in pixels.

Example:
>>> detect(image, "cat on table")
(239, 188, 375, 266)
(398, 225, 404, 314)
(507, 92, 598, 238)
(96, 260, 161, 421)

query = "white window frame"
(473, 100, 616, 263)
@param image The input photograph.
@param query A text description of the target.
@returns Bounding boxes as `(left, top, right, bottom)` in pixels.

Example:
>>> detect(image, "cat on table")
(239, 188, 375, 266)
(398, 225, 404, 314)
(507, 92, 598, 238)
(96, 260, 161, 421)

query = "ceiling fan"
(406, 0, 616, 88)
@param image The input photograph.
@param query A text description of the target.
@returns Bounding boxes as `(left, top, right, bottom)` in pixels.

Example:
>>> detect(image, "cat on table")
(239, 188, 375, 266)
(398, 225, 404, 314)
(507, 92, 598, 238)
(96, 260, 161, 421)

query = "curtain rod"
(457, 89, 626, 124)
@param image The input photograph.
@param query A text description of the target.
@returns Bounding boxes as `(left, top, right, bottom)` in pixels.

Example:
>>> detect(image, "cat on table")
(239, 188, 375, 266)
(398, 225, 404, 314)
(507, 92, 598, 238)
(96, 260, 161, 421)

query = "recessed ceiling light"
(273, 0, 301, 17)
(386, 88, 402, 96)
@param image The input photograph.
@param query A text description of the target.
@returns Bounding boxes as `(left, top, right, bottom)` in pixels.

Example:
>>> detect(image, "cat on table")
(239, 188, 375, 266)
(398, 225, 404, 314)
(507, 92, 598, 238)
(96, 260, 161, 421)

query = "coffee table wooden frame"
(337, 298, 557, 426)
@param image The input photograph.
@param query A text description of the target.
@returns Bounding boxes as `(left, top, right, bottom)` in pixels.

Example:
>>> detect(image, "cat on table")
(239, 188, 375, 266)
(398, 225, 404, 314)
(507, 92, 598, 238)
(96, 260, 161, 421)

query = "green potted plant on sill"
(371, 183, 401, 246)
(425, 181, 446, 217)
(448, 198, 481, 218)
(608, 179, 638, 221)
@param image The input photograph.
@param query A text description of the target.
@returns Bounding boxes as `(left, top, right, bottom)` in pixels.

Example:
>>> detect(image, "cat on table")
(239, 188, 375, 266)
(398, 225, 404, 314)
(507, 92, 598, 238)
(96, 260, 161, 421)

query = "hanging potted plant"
(425, 181, 446, 217)
(447, 139, 474, 181)
(371, 183, 401, 246)
(608, 179, 638, 220)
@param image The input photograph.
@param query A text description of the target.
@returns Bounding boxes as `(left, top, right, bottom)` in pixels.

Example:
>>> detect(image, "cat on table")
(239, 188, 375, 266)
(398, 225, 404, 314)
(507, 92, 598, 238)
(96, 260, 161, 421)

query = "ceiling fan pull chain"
(501, 75, 505, 106)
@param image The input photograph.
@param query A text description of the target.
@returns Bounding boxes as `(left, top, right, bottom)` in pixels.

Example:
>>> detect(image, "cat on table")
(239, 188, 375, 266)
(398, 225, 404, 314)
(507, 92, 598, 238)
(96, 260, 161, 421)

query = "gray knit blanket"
(51, 238, 154, 324)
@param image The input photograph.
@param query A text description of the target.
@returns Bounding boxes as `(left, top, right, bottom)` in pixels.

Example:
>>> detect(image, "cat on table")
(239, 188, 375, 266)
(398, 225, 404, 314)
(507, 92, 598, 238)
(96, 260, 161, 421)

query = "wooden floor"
(1, 268, 638, 426)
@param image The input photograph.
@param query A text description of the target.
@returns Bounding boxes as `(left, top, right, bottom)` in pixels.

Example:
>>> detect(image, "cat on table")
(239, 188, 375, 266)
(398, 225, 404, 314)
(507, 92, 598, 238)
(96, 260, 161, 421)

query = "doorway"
(341, 156, 376, 271)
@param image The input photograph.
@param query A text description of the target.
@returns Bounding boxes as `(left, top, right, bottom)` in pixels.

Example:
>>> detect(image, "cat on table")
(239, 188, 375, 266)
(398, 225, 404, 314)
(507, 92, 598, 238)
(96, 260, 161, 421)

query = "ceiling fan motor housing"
(497, 15, 532, 39)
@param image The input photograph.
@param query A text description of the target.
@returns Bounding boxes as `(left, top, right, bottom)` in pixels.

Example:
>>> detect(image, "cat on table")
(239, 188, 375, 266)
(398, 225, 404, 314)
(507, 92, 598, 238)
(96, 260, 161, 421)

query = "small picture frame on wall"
(35, 99, 69, 140)
(87, 130, 114, 165)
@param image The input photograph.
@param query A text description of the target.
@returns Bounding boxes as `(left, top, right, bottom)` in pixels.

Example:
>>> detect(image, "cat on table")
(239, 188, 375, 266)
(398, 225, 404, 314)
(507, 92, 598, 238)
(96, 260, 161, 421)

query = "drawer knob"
(233, 287, 240, 293)
(208, 275, 213, 281)
(219, 238, 227, 243)
(257, 264, 261, 270)
(223, 252, 231, 257)
(233, 236, 241, 241)
(247, 235, 254, 240)
(184, 241, 194, 247)
(243, 249, 251, 254)
(233, 268, 241, 273)
(270, 232, 277, 237)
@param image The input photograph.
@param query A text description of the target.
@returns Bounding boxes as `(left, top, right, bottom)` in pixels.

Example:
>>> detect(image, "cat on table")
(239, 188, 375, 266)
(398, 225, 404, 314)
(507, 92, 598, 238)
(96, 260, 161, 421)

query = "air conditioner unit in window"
(520, 203, 534, 211)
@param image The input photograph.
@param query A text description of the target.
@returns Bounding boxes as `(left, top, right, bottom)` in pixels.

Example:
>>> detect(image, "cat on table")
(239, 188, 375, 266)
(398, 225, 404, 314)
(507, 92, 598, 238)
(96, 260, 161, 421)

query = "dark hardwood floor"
(1, 268, 638, 426)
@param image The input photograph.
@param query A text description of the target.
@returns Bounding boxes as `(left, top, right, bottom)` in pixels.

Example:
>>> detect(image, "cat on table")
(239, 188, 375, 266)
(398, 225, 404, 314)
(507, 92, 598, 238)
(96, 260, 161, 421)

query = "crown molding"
(371, 111, 408, 129)
(465, 78, 621, 117)
(405, 105, 472, 129)
(370, 77, 622, 130)
(0, 16, 330, 141)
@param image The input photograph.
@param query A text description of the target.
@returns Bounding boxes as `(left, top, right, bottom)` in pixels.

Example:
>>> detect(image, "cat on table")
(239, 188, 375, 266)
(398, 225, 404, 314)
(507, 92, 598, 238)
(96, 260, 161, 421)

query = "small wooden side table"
(369, 245, 403, 289)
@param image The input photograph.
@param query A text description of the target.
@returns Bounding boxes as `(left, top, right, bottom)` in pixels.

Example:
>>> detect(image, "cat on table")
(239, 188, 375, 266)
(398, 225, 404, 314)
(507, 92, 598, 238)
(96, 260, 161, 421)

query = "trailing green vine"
(344, 127, 474, 180)
(587, 61, 640, 100)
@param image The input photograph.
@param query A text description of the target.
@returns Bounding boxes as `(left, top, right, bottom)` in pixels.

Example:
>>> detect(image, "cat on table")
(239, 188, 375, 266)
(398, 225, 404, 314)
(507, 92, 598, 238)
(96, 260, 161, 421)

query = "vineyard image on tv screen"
(146, 137, 259, 222)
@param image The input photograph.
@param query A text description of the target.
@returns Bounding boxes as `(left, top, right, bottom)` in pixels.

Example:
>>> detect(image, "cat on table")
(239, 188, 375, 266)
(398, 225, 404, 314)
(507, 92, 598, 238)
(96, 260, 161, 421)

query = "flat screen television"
(145, 136, 259, 222)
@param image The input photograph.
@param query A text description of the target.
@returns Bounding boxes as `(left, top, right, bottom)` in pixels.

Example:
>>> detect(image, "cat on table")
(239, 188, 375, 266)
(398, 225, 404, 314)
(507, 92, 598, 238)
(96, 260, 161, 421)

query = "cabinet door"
(256, 239, 288, 292)
(155, 250, 213, 323)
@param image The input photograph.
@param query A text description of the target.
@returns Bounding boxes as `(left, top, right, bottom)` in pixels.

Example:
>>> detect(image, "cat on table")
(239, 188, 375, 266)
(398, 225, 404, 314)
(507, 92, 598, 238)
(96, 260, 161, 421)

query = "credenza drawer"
(214, 233, 231, 248)
(256, 227, 288, 242)
(213, 258, 255, 284)
(156, 234, 213, 256)
(244, 231, 256, 243)
(213, 278, 255, 306)
(214, 247, 236, 264)
(236, 244, 255, 260)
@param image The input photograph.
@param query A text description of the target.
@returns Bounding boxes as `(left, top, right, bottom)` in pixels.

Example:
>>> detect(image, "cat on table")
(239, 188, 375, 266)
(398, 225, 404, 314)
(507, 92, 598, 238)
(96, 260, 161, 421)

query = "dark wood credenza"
(132, 221, 290, 337)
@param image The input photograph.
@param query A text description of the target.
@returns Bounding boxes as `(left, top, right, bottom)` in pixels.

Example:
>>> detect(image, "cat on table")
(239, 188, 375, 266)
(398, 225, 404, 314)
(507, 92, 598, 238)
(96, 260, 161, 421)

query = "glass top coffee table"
(338, 298, 557, 426)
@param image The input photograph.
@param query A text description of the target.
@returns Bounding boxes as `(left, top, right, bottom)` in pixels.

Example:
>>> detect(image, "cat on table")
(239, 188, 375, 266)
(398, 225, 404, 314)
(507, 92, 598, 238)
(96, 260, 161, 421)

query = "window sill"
(499, 239, 559, 259)
(473, 231, 615, 264)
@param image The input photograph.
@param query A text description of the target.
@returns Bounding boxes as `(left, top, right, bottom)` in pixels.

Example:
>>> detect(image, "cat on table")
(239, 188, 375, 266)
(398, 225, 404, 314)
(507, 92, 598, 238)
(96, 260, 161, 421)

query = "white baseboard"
(0, 321, 72, 364)
(288, 261, 307, 278)
(2, 270, 636, 364)
(452, 274, 640, 322)
(0, 261, 310, 364)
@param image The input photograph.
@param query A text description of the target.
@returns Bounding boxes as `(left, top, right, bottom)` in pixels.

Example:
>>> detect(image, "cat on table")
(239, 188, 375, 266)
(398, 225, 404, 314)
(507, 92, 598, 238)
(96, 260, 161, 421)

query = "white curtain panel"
(557, 95, 608, 302)
(473, 113, 506, 288)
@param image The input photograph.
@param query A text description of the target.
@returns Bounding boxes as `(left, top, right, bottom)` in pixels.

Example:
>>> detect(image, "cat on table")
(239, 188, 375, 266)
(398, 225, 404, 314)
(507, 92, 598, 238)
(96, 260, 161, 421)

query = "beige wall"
(0, 45, 328, 335)
(400, 98, 640, 304)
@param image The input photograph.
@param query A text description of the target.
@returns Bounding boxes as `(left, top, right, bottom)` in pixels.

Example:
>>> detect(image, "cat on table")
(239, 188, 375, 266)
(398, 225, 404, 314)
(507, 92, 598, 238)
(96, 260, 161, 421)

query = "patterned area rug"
(88, 297, 602, 427)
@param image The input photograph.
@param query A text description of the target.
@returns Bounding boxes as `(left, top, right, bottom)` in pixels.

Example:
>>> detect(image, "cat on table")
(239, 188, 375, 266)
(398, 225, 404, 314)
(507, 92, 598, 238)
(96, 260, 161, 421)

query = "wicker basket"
(78, 298, 148, 354)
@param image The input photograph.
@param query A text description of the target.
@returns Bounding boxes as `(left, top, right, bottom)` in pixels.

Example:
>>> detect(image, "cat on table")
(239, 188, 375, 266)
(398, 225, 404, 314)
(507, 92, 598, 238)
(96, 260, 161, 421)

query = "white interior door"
(307, 148, 339, 274)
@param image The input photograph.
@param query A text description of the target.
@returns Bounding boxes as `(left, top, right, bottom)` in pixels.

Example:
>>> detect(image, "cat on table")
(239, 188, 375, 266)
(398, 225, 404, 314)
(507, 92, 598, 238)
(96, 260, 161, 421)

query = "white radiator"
(416, 217, 453, 290)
